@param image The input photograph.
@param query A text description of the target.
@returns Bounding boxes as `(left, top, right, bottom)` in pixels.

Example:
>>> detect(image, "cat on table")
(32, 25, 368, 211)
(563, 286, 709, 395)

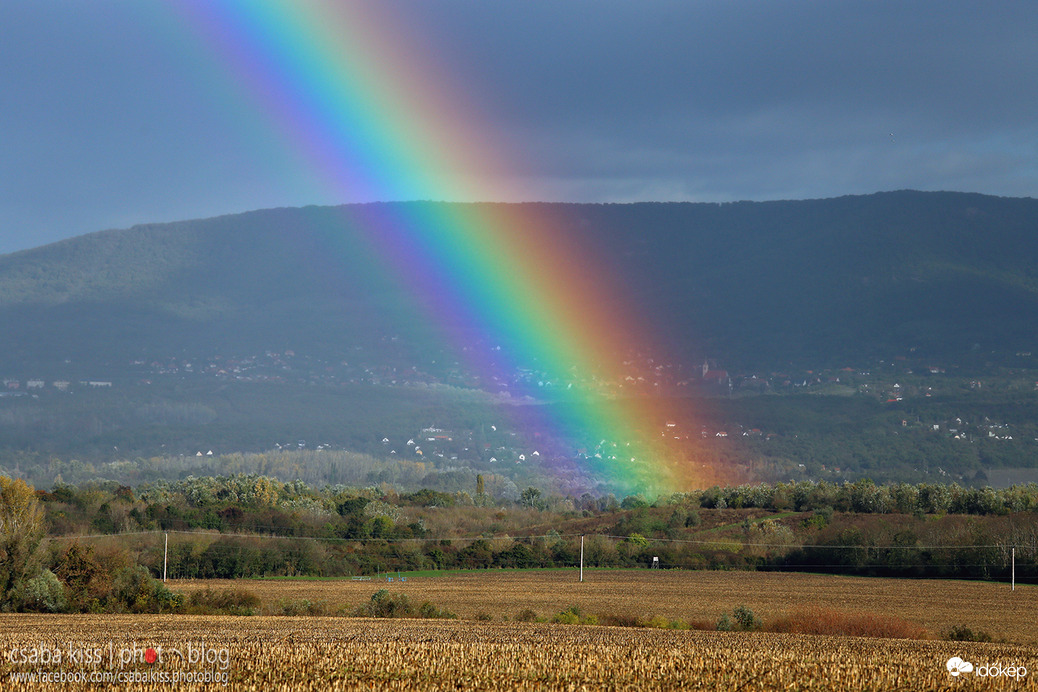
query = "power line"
(42, 530, 163, 542)
(591, 533, 1024, 550)
(41, 528, 1033, 552)
(48, 530, 1028, 584)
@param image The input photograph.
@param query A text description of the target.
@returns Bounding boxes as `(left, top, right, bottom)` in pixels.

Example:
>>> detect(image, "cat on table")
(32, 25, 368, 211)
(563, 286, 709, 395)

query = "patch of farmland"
(172, 569, 1038, 645)
(2, 615, 1036, 690)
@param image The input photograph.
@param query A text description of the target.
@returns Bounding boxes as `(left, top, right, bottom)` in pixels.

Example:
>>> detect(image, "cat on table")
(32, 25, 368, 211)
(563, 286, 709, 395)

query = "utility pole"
(163, 533, 168, 583)
(579, 535, 584, 582)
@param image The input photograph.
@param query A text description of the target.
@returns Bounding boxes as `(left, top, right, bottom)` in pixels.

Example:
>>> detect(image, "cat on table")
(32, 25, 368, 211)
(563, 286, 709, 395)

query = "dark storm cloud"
(1, 1, 1036, 253)
(418, 0, 1038, 201)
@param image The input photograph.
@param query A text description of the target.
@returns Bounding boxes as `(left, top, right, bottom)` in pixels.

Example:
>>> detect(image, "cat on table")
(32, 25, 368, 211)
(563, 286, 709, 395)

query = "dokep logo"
(947, 656, 1027, 680)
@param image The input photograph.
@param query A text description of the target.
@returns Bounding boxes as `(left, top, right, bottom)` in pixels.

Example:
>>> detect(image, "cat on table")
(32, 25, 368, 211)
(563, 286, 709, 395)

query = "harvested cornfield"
(1, 614, 1036, 690)
(174, 569, 1038, 645)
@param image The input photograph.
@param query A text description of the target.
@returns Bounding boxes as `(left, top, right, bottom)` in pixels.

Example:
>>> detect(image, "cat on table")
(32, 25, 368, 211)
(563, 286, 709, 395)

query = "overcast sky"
(2, 0, 1036, 254)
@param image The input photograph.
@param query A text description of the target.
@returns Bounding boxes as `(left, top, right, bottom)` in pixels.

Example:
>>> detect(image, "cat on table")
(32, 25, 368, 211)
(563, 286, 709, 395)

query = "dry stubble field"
(178, 569, 1038, 644)
(2, 570, 1036, 690)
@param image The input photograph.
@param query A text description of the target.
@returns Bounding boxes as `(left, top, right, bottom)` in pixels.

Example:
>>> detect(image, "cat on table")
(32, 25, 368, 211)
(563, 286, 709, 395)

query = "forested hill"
(2, 190, 1038, 374)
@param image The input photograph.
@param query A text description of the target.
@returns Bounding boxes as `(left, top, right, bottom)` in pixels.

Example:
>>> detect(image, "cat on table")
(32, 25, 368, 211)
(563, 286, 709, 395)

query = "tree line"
(3, 474, 1038, 613)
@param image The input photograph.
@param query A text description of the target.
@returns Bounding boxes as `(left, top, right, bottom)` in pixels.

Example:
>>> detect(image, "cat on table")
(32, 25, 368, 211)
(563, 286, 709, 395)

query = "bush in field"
(646, 615, 689, 630)
(716, 605, 761, 631)
(733, 605, 762, 631)
(552, 605, 597, 626)
(53, 542, 117, 612)
(946, 625, 994, 642)
(111, 565, 182, 613)
(769, 607, 928, 639)
(14, 570, 68, 613)
(350, 589, 455, 619)
(360, 589, 414, 618)
(417, 601, 456, 619)
(270, 598, 328, 616)
(187, 588, 261, 615)
(596, 612, 643, 628)
(514, 608, 539, 623)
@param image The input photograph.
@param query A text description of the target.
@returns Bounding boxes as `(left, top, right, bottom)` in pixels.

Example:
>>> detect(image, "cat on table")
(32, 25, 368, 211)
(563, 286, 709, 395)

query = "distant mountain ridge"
(2, 191, 1038, 376)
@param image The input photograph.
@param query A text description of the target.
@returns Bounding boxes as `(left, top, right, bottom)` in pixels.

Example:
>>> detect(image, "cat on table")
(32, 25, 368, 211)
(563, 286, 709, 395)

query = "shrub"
(552, 605, 596, 625)
(803, 506, 834, 529)
(54, 543, 110, 612)
(946, 625, 994, 642)
(733, 605, 761, 631)
(597, 613, 642, 628)
(515, 608, 539, 623)
(16, 570, 68, 613)
(360, 589, 414, 618)
(553, 609, 580, 625)
(187, 588, 261, 615)
(473, 611, 493, 621)
(769, 607, 928, 639)
(716, 606, 760, 631)
(111, 566, 181, 613)
(418, 601, 456, 619)
(621, 495, 648, 509)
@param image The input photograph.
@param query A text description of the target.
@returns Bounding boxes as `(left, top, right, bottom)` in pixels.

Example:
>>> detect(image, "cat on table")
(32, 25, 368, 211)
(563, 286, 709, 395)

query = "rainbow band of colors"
(171, 0, 717, 493)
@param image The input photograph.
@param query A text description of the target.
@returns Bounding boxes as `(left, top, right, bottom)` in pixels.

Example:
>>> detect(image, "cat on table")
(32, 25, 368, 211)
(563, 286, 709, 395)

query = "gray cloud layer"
(1, 0, 1035, 253)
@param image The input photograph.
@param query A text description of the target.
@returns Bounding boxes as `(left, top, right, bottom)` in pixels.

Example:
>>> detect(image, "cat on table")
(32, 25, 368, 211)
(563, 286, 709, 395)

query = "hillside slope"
(2, 191, 1037, 374)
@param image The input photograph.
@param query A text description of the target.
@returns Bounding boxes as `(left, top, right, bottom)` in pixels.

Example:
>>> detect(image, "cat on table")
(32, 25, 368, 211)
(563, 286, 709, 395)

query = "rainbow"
(169, 1, 733, 494)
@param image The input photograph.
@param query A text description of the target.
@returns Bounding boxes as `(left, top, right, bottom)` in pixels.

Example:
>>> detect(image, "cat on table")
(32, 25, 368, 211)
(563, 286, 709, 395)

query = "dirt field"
(173, 569, 1038, 645)
(2, 614, 1037, 690)
(4, 571, 1034, 690)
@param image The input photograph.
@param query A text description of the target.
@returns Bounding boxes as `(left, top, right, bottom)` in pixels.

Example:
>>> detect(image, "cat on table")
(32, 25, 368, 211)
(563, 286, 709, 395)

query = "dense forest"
(3, 472, 1036, 616)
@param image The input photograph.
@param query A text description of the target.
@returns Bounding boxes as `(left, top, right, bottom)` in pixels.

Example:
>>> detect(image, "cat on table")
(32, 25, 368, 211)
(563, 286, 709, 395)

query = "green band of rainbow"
(168, 0, 733, 493)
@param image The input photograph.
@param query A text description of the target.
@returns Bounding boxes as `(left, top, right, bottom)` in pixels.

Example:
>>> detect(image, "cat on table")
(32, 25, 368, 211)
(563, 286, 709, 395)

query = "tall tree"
(0, 477, 44, 606)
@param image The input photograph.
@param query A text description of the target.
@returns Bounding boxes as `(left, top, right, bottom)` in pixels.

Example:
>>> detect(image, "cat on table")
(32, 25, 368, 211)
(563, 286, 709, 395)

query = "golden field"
(1, 614, 1036, 690)
(176, 569, 1038, 645)
(2, 570, 1037, 690)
